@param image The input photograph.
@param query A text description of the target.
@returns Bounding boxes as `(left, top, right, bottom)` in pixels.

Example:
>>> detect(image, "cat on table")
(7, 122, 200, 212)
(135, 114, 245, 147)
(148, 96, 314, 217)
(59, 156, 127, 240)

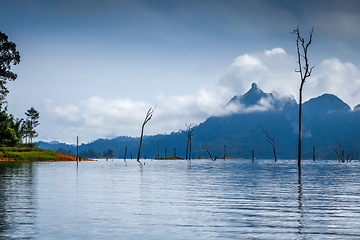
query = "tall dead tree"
(183, 123, 195, 160)
(137, 106, 155, 162)
(259, 126, 277, 162)
(291, 26, 314, 170)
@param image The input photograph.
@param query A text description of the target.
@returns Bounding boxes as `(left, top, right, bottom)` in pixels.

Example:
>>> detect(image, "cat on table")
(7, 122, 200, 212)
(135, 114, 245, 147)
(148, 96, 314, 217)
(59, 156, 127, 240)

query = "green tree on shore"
(0, 31, 20, 104)
(24, 107, 40, 143)
(0, 105, 21, 146)
(0, 30, 35, 147)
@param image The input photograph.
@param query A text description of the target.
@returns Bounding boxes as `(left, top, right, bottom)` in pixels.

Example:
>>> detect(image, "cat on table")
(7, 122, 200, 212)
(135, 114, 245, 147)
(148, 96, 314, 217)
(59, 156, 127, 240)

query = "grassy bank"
(0, 146, 92, 161)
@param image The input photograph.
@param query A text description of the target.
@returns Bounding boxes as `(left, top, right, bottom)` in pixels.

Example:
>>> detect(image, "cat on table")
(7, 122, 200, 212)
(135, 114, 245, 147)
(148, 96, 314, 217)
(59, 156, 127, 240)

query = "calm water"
(0, 159, 360, 239)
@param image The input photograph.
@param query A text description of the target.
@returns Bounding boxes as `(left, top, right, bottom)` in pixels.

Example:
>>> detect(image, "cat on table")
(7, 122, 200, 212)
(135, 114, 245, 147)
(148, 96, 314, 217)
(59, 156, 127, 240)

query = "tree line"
(0, 31, 40, 146)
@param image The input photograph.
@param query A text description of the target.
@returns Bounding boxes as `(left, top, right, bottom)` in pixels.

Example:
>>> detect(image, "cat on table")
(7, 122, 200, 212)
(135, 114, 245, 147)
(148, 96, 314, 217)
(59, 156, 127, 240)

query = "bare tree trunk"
(189, 137, 192, 161)
(273, 148, 277, 162)
(313, 146, 315, 161)
(259, 126, 277, 162)
(137, 107, 155, 162)
(76, 136, 79, 162)
(298, 86, 303, 168)
(124, 146, 127, 161)
(185, 137, 189, 160)
(183, 123, 195, 160)
(292, 26, 314, 170)
(137, 125, 145, 162)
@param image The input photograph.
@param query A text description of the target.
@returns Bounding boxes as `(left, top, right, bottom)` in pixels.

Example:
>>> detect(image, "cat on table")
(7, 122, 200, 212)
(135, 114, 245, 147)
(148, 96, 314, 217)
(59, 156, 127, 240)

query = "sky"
(1, 0, 360, 144)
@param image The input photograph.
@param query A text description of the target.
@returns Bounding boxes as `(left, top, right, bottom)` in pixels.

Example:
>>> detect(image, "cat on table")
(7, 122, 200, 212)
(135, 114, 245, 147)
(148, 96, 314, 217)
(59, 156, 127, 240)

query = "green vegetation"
(0, 31, 20, 104)
(0, 31, 40, 148)
(0, 145, 56, 161)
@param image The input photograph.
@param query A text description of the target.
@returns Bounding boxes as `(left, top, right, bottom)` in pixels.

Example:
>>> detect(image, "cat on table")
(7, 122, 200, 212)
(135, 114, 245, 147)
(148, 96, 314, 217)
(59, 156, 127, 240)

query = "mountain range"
(38, 83, 360, 160)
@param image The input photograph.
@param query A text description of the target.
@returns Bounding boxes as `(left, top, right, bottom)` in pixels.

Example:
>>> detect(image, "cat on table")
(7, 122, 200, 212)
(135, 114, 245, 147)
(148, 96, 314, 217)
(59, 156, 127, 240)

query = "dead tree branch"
(137, 105, 156, 162)
(259, 125, 277, 162)
(204, 148, 217, 161)
(334, 142, 358, 162)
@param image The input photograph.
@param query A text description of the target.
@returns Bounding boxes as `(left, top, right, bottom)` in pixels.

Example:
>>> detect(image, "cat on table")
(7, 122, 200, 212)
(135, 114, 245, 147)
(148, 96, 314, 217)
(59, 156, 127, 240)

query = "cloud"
(42, 97, 149, 143)
(221, 48, 299, 99)
(221, 48, 360, 109)
(306, 58, 360, 107)
(41, 87, 239, 143)
(264, 48, 286, 56)
(40, 48, 360, 143)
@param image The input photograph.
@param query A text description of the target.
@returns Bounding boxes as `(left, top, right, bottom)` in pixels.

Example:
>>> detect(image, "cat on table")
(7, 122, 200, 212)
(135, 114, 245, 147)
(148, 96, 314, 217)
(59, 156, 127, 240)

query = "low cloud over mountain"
(39, 83, 360, 160)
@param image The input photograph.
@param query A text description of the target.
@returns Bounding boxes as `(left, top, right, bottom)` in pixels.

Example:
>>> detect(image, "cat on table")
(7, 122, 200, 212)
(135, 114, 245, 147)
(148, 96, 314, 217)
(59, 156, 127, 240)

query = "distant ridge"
(38, 82, 360, 160)
(303, 93, 351, 113)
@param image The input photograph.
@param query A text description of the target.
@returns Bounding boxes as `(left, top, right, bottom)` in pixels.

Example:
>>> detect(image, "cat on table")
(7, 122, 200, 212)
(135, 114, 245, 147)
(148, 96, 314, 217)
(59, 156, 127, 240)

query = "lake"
(0, 159, 360, 239)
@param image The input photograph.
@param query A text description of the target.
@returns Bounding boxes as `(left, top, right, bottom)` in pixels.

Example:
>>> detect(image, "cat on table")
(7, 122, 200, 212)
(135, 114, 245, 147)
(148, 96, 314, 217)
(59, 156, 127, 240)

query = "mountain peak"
(228, 82, 268, 107)
(303, 93, 351, 113)
(228, 82, 295, 111)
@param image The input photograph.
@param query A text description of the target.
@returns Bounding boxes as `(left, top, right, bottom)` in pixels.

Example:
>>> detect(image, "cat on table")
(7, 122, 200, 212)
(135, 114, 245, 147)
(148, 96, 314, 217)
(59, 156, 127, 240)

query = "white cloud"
(306, 58, 360, 108)
(41, 87, 239, 143)
(39, 48, 360, 144)
(264, 47, 286, 56)
(221, 48, 360, 109)
(221, 48, 299, 99)
(232, 54, 266, 70)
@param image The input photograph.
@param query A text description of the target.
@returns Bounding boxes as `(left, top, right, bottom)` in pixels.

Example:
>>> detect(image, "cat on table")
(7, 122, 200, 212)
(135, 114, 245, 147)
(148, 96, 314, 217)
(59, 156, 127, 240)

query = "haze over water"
(1, 159, 360, 239)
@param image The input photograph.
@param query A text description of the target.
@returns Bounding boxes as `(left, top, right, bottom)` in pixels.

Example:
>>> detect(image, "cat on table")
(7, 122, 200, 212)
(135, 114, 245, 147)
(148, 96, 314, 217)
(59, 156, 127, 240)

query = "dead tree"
(182, 123, 195, 160)
(313, 146, 315, 161)
(250, 149, 255, 162)
(259, 126, 277, 162)
(204, 148, 217, 161)
(137, 106, 155, 162)
(334, 142, 358, 163)
(291, 26, 314, 170)
(124, 146, 127, 162)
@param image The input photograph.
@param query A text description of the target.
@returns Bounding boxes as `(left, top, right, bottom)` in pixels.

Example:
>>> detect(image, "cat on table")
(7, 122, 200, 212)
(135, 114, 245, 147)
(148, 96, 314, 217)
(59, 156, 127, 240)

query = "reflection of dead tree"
(259, 126, 277, 162)
(291, 26, 314, 170)
(137, 106, 155, 162)
(334, 142, 358, 163)
(183, 123, 195, 160)
(204, 148, 217, 161)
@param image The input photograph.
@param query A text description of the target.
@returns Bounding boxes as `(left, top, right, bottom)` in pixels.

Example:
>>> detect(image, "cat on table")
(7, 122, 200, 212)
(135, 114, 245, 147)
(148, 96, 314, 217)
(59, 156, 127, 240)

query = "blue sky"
(2, 0, 360, 143)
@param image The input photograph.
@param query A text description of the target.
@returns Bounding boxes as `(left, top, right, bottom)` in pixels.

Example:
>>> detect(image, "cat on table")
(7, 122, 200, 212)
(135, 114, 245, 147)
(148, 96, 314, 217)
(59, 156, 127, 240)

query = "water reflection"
(2, 160, 360, 239)
(0, 162, 37, 239)
(297, 168, 304, 236)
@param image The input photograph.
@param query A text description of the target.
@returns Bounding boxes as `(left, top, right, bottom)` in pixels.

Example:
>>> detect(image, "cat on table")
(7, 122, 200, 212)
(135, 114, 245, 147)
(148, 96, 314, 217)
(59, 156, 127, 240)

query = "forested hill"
(38, 83, 360, 160)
